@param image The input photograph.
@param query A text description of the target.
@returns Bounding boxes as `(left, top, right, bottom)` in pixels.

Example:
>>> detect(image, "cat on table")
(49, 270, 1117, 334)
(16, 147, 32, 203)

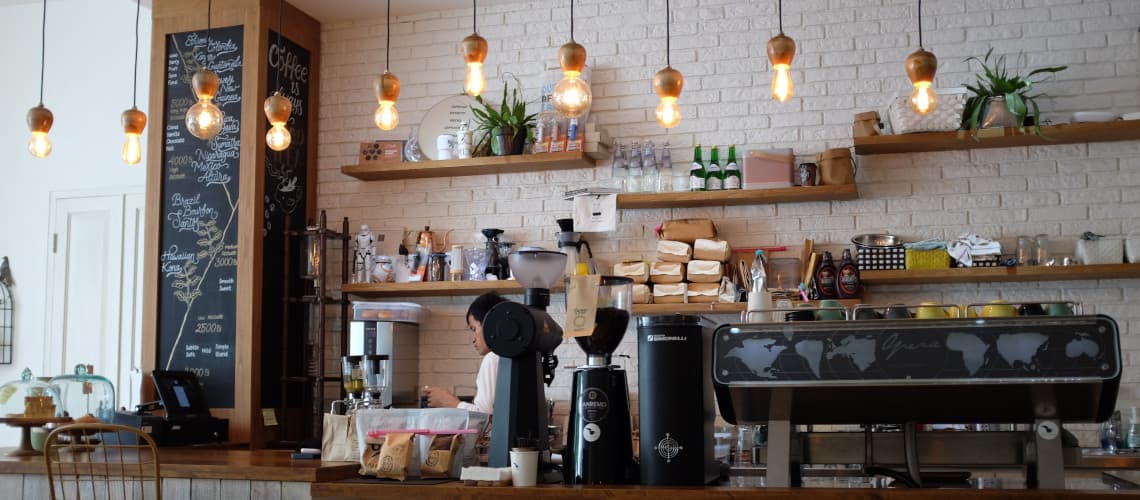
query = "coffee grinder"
(555, 218, 594, 276)
(483, 248, 567, 470)
(565, 276, 638, 484)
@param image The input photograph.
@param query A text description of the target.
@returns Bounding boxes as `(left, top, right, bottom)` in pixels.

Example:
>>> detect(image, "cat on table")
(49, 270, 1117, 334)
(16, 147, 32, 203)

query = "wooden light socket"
(191, 68, 221, 100)
(121, 107, 148, 135)
(653, 66, 684, 99)
(461, 33, 488, 64)
(767, 33, 796, 67)
(374, 71, 400, 103)
(558, 41, 587, 73)
(26, 104, 54, 134)
(263, 93, 292, 125)
(905, 48, 938, 85)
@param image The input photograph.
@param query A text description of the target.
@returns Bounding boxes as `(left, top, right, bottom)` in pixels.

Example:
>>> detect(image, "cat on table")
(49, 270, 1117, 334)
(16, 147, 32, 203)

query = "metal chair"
(44, 422, 161, 500)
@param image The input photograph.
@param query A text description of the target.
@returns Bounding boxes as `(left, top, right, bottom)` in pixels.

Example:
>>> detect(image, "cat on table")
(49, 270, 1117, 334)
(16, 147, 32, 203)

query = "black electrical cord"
(385, 0, 391, 70)
(918, 0, 924, 48)
(570, 0, 574, 42)
(133, 0, 140, 107)
(38, 0, 46, 105)
(665, 0, 670, 66)
(472, 0, 476, 33)
(275, 0, 284, 92)
(206, 0, 213, 67)
(778, 0, 783, 34)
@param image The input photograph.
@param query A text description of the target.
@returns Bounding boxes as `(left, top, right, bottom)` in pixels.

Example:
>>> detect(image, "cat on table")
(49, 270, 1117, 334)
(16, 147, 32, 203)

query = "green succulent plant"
(962, 48, 1066, 135)
(469, 76, 536, 155)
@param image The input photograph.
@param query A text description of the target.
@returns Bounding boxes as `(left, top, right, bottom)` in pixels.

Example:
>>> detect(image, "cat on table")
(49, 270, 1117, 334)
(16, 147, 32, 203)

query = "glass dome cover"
(0, 367, 62, 418)
(50, 364, 115, 423)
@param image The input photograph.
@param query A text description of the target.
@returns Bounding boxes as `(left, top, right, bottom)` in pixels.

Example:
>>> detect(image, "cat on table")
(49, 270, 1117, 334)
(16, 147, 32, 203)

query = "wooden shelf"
(632, 299, 861, 316)
(342, 280, 549, 298)
(616, 184, 858, 209)
(860, 263, 1140, 285)
(853, 120, 1140, 155)
(340, 151, 598, 181)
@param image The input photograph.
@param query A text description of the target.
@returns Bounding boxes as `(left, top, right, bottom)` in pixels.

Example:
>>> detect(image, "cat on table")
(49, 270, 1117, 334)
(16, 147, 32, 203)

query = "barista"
(422, 292, 506, 413)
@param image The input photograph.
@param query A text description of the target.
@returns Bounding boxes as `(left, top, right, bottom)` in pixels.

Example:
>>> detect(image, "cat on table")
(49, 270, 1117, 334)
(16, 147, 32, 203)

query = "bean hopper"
(483, 248, 566, 471)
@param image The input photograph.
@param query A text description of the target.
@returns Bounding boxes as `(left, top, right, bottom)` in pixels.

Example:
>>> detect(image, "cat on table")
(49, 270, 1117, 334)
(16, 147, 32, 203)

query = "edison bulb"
(374, 101, 399, 131)
(465, 62, 485, 97)
(910, 82, 938, 115)
(266, 124, 292, 151)
(186, 99, 225, 140)
(771, 64, 793, 102)
(656, 97, 682, 129)
(551, 73, 592, 118)
(28, 132, 52, 158)
(122, 133, 142, 164)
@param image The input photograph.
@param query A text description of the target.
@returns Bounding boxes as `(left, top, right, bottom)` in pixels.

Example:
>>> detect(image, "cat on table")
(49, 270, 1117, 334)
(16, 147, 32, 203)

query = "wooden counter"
(0, 447, 358, 482)
(311, 481, 1130, 499)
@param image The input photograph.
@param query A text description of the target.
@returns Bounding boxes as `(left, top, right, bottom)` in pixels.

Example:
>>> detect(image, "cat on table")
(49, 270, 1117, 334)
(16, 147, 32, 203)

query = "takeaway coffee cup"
(437, 135, 455, 160)
(509, 448, 538, 487)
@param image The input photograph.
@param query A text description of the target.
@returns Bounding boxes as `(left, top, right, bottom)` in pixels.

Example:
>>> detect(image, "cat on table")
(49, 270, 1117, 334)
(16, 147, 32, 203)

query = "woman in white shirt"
(422, 292, 506, 414)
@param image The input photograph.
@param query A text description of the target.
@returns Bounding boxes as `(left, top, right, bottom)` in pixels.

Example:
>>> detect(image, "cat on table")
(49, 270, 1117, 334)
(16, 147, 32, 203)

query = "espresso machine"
(555, 218, 594, 276)
(483, 248, 566, 470)
(564, 276, 638, 485)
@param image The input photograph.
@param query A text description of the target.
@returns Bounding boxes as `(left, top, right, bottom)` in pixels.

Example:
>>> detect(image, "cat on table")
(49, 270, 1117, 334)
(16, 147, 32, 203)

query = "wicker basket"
(905, 248, 950, 270)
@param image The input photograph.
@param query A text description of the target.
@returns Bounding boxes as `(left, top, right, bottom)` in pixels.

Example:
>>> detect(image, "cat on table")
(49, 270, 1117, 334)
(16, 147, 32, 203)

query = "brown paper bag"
(656, 219, 717, 243)
(853, 111, 881, 138)
(686, 282, 720, 303)
(686, 260, 724, 283)
(693, 239, 731, 262)
(653, 283, 687, 304)
(816, 148, 856, 185)
(632, 284, 652, 304)
(374, 432, 416, 480)
(650, 262, 685, 284)
(421, 434, 463, 478)
(613, 261, 649, 283)
(656, 240, 693, 263)
(566, 274, 601, 338)
(322, 413, 359, 463)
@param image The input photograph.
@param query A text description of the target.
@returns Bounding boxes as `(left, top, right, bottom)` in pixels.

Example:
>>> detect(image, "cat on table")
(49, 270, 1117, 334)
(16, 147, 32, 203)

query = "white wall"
(0, 0, 150, 428)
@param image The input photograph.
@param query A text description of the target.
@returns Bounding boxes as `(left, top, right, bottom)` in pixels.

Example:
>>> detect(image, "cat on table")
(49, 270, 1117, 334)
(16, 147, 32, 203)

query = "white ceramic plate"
(1070, 111, 1119, 123)
(418, 94, 479, 161)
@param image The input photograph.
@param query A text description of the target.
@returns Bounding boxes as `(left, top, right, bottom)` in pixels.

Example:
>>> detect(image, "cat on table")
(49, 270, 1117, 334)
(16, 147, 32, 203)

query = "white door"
(45, 190, 145, 411)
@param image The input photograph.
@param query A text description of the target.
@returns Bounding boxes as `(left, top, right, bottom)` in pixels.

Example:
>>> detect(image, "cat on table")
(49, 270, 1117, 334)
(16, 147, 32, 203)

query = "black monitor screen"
(151, 370, 211, 418)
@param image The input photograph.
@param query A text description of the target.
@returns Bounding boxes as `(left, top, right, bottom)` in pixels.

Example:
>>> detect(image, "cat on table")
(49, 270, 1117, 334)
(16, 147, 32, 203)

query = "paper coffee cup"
(509, 448, 539, 487)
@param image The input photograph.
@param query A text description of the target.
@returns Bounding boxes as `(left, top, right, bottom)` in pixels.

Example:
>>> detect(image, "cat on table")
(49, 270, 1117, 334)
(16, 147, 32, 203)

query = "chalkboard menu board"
(261, 31, 311, 408)
(157, 25, 244, 408)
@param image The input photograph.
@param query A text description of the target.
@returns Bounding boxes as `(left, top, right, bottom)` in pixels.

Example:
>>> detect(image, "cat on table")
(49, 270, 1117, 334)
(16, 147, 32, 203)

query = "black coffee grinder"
(564, 276, 638, 484)
(483, 249, 566, 470)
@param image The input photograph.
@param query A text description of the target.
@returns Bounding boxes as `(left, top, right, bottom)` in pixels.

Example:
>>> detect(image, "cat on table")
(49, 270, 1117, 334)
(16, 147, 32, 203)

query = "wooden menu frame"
(142, 0, 320, 447)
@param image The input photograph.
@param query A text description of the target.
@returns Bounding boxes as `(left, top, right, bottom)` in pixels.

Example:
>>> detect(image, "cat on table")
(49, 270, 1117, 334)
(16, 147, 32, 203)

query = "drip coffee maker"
(482, 249, 566, 472)
(555, 218, 594, 276)
(565, 276, 637, 484)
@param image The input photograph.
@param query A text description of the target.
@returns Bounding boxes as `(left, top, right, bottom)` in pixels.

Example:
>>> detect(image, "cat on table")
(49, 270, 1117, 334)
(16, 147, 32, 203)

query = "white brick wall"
(317, 0, 1140, 440)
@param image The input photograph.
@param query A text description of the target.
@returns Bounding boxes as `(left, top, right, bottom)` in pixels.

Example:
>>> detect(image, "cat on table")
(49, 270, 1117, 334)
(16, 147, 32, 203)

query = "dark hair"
(466, 292, 507, 324)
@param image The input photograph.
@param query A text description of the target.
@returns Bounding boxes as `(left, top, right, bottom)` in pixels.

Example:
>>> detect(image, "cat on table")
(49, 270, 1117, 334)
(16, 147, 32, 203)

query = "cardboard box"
(359, 140, 405, 165)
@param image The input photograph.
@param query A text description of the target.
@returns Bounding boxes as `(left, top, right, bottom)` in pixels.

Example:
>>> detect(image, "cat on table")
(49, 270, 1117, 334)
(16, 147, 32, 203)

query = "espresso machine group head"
(483, 249, 567, 469)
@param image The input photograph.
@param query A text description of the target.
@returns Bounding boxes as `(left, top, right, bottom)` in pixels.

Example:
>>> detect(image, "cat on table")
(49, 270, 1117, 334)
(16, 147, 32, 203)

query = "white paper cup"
(509, 448, 539, 487)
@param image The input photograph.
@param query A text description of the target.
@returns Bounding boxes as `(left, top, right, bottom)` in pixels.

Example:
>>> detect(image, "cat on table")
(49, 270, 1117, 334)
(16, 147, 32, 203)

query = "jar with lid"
(0, 368, 62, 418)
(50, 364, 115, 422)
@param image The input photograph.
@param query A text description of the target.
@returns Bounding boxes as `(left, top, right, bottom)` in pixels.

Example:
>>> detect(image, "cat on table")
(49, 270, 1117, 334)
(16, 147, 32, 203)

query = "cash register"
(113, 371, 229, 445)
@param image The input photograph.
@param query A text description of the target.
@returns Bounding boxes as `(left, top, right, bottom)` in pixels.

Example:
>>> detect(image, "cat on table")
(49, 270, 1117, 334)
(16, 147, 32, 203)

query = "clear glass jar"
(1016, 235, 1036, 266)
(1035, 234, 1050, 266)
(50, 364, 115, 422)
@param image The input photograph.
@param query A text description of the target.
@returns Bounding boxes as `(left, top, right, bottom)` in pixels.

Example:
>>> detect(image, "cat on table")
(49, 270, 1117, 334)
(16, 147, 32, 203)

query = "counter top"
(0, 447, 359, 482)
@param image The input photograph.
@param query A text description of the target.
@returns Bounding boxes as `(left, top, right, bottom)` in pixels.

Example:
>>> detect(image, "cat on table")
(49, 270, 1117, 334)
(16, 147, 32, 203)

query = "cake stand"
(0, 415, 73, 456)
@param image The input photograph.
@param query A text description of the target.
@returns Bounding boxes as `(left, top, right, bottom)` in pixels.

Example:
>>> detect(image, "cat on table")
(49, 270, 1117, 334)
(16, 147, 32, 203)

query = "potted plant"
(470, 77, 536, 156)
(962, 48, 1066, 135)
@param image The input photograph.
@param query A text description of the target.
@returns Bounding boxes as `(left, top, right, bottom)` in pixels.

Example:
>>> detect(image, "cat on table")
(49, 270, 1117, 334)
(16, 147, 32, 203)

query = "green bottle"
(724, 145, 742, 190)
(706, 146, 723, 190)
(689, 145, 707, 192)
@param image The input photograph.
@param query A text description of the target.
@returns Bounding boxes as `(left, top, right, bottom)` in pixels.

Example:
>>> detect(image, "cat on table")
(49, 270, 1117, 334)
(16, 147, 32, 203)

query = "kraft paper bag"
(656, 240, 693, 263)
(686, 260, 724, 283)
(566, 274, 601, 338)
(656, 219, 717, 243)
(687, 282, 720, 303)
(613, 261, 649, 283)
(322, 413, 360, 463)
(693, 239, 731, 262)
(632, 284, 652, 304)
(653, 283, 687, 304)
(650, 261, 685, 284)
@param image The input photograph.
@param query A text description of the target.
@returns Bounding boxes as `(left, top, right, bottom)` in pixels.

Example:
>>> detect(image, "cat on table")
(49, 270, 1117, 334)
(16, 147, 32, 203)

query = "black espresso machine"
(713, 313, 1121, 489)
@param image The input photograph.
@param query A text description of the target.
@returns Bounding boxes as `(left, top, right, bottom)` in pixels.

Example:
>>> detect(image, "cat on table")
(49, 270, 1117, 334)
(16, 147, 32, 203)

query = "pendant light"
(766, 0, 795, 102)
(461, 0, 488, 97)
(121, 0, 147, 165)
(185, 0, 225, 140)
(374, 0, 400, 131)
(906, 0, 938, 115)
(551, 0, 591, 118)
(264, 0, 292, 151)
(652, 0, 682, 128)
(27, 0, 52, 159)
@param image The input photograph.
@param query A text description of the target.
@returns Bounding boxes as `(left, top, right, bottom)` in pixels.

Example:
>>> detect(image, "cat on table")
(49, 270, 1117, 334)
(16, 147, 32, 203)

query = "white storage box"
(1076, 238, 1123, 265)
(353, 302, 426, 324)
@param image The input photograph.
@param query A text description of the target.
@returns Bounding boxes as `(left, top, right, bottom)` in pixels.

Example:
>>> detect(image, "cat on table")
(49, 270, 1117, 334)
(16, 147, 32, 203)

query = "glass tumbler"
(1016, 235, 1037, 266)
(1035, 234, 1050, 266)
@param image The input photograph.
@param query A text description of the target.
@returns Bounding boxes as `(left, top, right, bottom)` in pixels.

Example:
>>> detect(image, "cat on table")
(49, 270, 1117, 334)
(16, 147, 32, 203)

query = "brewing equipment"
(713, 314, 1121, 489)
(564, 276, 638, 485)
(555, 218, 593, 276)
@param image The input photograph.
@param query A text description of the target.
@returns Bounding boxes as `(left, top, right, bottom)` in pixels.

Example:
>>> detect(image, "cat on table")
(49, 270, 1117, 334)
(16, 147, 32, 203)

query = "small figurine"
(456, 120, 472, 159)
(354, 225, 376, 283)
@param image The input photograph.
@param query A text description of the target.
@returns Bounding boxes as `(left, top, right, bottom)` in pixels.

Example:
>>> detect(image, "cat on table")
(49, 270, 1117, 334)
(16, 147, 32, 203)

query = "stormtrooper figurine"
(354, 225, 376, 283)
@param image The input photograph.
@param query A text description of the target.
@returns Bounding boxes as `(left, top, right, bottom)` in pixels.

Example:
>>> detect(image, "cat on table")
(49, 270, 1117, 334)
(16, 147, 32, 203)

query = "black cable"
(778, 0, 782, 34)
(917, 0, 923, 48)
(133, 0, 140, 107)
(570, 0, 574, 42)
(275, 0, 283, 92)
(206, 0, 213, 67)
(666, 0, 670, 66)
(472, 0, 476, 33)
(385, 0, 391, 70)
(38, 0, 46, 105)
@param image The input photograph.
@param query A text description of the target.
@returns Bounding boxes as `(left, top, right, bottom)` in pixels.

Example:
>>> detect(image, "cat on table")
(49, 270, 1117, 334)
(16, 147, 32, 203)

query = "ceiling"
(290, 0, 526, 23)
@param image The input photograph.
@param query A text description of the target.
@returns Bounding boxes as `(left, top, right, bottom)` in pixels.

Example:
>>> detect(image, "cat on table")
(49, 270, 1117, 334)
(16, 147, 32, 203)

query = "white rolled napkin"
(686, 260, 724, 283)
(656, 240, 693, 263)
(652, 283, 687, 304)
(693, 239, 731, 262)
(632, 284, 652, 304)
(650, 261, 686, 284)
(686, 282, 719, 303)
(613, 261, 649, 284)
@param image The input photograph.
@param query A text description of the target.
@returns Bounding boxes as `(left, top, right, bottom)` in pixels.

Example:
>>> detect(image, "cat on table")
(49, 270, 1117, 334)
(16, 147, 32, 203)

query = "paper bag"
(693, 239, 731, 262)
(650, 261, 686, 284)
(566, 274, 602, 338)
(613, 261, 649, 283)
(687, 282, 719, 303)
(632, 284, 652, 304)
(656, 219, 717, 243)
(322, 413, 360, 462)
(656, 240, 693, 263)
(653, 283, 687, 304)
(686, 260, 724, 283)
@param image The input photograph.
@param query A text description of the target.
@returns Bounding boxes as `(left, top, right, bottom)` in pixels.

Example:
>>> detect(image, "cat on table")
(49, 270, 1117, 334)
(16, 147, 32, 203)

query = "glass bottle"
(706, 146, 723, 190)
(689, 144, 707, 192)
(611, 141, 628, 191)
(724, 144, 742, 190)
(642, 141, 659, 192)
(1128, 407, 1140, 450)
(626, 141, 643, 192)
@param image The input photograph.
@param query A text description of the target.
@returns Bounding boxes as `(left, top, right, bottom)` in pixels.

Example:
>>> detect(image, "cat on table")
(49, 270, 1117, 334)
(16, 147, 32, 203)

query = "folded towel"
(948, 233, 1003, 267)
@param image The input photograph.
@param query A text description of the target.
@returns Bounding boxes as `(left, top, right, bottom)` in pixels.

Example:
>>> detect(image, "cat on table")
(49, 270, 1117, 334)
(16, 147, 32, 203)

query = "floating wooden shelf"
(853, 120, 1140, 155)
(341, 280, 553, 298)
(616, 184, 858, 209)
(340, 151, 598, 181)
(860, 263, 1140, 285)
(632, 299, 861, 316)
